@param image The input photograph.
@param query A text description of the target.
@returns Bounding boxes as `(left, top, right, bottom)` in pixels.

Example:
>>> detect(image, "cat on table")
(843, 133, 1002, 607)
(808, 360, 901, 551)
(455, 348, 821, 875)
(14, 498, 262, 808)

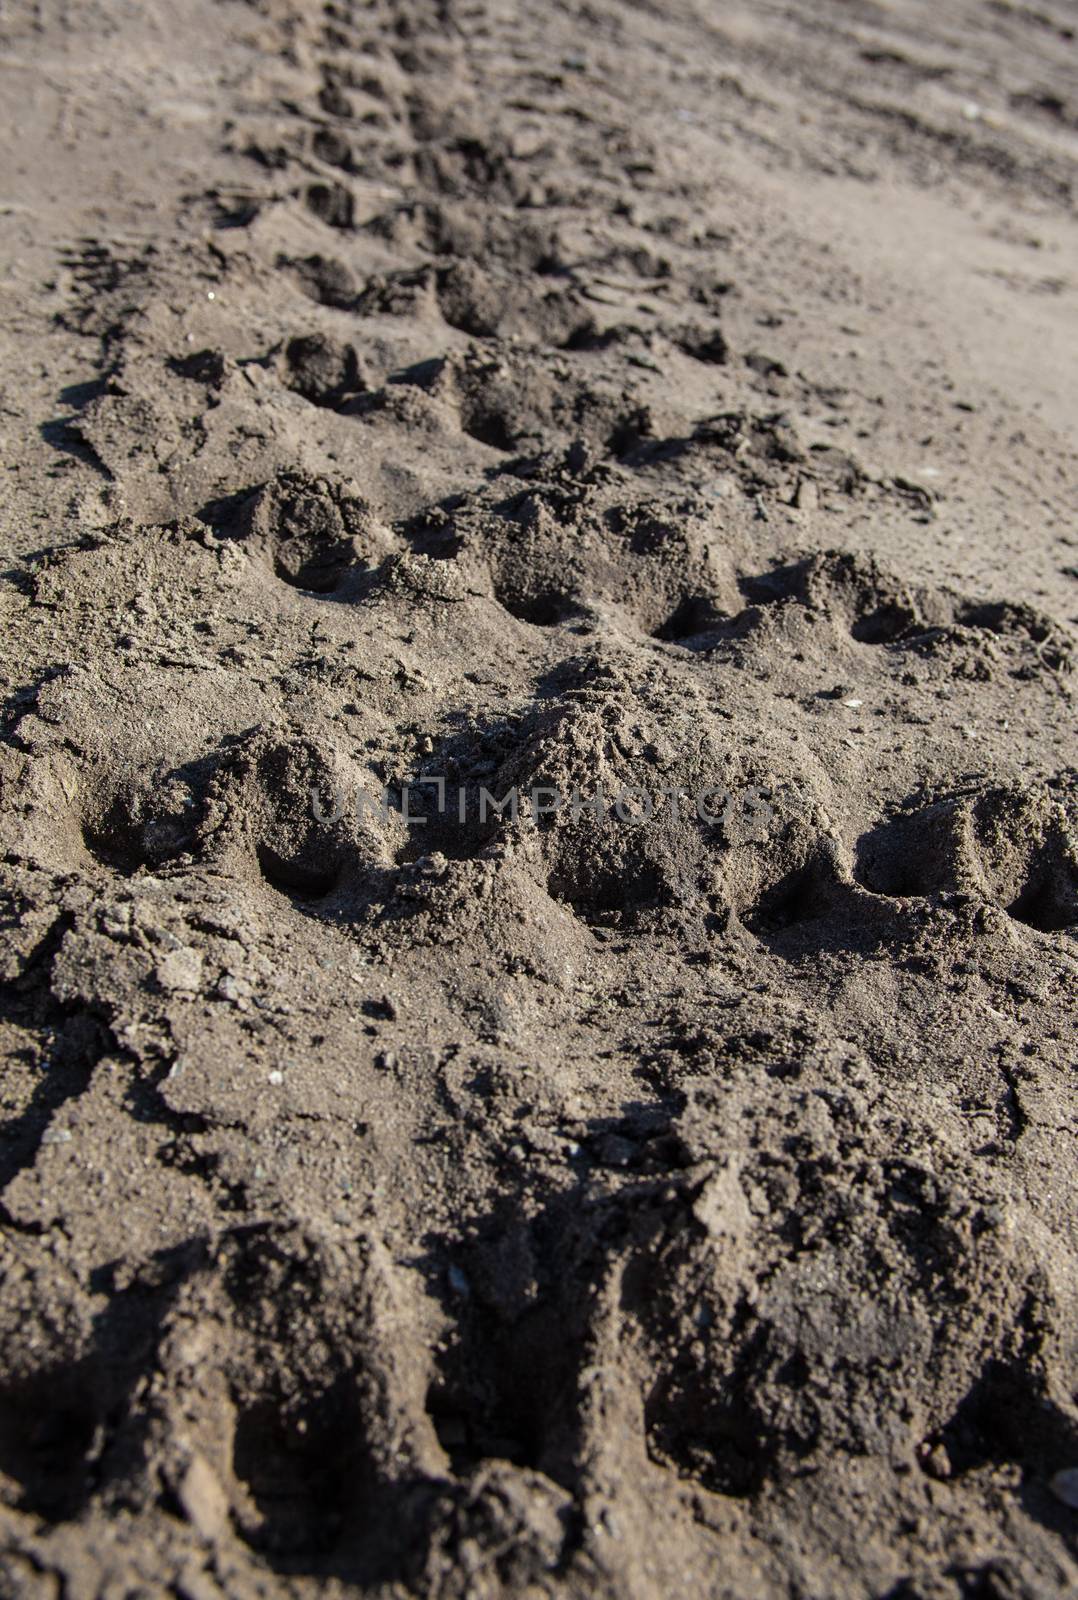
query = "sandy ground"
(0, 1, 1076, 1595)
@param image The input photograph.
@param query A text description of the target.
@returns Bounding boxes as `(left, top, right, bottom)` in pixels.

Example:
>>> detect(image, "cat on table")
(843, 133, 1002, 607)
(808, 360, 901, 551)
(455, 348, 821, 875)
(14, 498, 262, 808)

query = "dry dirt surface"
(1, 0, 1077, 1596)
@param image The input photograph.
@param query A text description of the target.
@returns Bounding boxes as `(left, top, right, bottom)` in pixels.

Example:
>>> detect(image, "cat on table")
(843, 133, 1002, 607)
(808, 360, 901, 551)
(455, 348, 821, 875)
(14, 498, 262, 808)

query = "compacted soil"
(0, 1, 1076, 1596)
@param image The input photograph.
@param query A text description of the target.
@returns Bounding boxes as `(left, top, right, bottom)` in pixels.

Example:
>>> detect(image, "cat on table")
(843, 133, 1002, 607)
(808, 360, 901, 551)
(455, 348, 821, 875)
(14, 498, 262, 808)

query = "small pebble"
(157, 947, 203, 994)
(1050, 1467, 1078, 1509)
(216, 973, 252, 1010)
(921, 1441, 952, 1480)
(177, 1454, 229, 1541)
